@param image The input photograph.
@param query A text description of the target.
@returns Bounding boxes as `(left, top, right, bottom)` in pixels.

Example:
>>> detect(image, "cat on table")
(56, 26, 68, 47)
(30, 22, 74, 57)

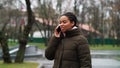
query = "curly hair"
(61, 12, 78, 26)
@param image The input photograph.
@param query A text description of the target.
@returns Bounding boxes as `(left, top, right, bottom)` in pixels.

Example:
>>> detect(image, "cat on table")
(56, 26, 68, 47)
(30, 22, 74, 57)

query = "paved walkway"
(25, 49, 120, 68)
(1, 46, 120, 68)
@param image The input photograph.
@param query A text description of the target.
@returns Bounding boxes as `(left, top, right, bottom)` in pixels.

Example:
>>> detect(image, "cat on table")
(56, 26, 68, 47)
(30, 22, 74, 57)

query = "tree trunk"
(0, 32, 12, 63)
(15, 0, 34, 63)
(15, 38, 27, 63)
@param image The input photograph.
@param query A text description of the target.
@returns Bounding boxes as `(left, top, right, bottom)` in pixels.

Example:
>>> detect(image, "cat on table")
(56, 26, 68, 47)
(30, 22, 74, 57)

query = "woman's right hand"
(54, 25, 61, 38)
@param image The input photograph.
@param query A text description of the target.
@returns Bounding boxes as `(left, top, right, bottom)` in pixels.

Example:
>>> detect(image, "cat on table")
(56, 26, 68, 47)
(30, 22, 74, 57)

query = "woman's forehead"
(59, 16, 69, 21)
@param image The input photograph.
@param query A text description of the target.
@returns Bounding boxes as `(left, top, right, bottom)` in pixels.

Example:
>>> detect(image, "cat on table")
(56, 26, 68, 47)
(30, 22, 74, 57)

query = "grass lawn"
(28, 42, 46, 49)
(8, 42, 120, 50)
(8, 42, 46, 49)
(0, 61, 39, 68)
(24, 42, 120, 50)
(28, 42, 120, 50)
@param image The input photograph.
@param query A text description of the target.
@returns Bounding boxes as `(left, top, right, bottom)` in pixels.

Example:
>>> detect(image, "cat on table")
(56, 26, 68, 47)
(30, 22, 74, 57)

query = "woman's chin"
(61, 30, 65, 32)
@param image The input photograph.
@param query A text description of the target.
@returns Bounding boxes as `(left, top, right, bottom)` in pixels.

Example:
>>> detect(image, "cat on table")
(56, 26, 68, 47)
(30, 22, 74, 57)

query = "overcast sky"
(20, 0, 75, 13)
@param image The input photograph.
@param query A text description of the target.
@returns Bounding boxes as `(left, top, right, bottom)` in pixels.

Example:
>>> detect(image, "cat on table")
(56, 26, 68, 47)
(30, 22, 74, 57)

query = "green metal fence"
(88, 38, 120, 45)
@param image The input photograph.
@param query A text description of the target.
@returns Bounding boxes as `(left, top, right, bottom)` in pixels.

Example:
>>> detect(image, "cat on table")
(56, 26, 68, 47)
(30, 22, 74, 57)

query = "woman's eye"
(59, 20, 67, 24)
(59, 21, 62, 24)
(63, 21, 67, 23)
(59, 22, 61, 24)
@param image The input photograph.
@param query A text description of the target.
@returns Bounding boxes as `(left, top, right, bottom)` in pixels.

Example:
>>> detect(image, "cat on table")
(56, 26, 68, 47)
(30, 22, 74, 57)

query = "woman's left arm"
(77, 36, 92, 68)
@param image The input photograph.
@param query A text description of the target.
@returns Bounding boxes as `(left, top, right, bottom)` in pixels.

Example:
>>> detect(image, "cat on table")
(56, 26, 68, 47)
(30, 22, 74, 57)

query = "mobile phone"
(56, 26, 61, 33)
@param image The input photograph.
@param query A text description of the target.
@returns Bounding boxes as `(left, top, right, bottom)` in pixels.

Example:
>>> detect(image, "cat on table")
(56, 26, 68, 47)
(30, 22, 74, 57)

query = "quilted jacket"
(45, 28, 92, 68)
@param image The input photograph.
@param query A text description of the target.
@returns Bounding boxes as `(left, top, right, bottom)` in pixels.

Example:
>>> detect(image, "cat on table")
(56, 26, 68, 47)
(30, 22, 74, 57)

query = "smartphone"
(56, 26, 61, 33)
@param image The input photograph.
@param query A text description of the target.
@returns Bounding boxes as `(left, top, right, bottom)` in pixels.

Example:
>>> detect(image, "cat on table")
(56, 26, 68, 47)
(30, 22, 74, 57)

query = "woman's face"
(59, 16, 74, 32)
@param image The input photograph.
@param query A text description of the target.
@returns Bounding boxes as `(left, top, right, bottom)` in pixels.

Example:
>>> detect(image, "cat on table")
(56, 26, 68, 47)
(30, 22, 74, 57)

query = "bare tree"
(0, 22, 12, 63)
(0, 0, 18, 63)
(34, 0, 58, 46)
(15, 0, 35, 63)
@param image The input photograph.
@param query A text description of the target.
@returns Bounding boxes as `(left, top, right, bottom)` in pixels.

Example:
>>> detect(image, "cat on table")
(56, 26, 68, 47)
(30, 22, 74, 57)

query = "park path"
(1, 45, 120, 68)
(25, 49, 120, 68)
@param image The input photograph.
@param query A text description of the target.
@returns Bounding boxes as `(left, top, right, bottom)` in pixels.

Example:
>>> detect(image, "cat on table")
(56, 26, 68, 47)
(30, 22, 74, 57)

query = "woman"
(45, 12, 92, 68)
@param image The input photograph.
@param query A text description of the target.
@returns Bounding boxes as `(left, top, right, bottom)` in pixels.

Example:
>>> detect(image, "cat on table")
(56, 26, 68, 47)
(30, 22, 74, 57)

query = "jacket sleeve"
(77, 36, 92, 68)
(45, 36, 61, 60)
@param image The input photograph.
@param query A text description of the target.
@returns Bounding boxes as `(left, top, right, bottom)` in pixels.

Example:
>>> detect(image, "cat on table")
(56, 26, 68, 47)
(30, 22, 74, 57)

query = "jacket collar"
(64, 27, 83, 37)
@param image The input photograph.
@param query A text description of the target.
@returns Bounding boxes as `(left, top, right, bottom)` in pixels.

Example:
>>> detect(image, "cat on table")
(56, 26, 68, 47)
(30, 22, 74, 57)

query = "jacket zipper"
(59, 39, 64, 68)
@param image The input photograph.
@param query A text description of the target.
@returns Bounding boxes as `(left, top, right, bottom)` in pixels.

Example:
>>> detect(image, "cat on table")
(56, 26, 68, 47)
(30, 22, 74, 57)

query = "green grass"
(8, 42, 120, 50)
(28, 43, 120, 50)
(28, 42, 46, 49)
(0, 61, 39, 68)
(8, 42, 18, 46)
(8, 41, 46, 49)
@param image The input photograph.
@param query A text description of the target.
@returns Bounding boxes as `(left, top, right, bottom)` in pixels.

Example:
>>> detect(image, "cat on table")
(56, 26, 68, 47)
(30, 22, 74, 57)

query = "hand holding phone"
(56, 26, 61, 33)
(54, 25, 61, 37)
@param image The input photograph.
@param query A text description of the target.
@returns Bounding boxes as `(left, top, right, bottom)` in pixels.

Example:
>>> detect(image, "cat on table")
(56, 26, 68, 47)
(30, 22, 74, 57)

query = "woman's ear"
(72, 22, 75, 26)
